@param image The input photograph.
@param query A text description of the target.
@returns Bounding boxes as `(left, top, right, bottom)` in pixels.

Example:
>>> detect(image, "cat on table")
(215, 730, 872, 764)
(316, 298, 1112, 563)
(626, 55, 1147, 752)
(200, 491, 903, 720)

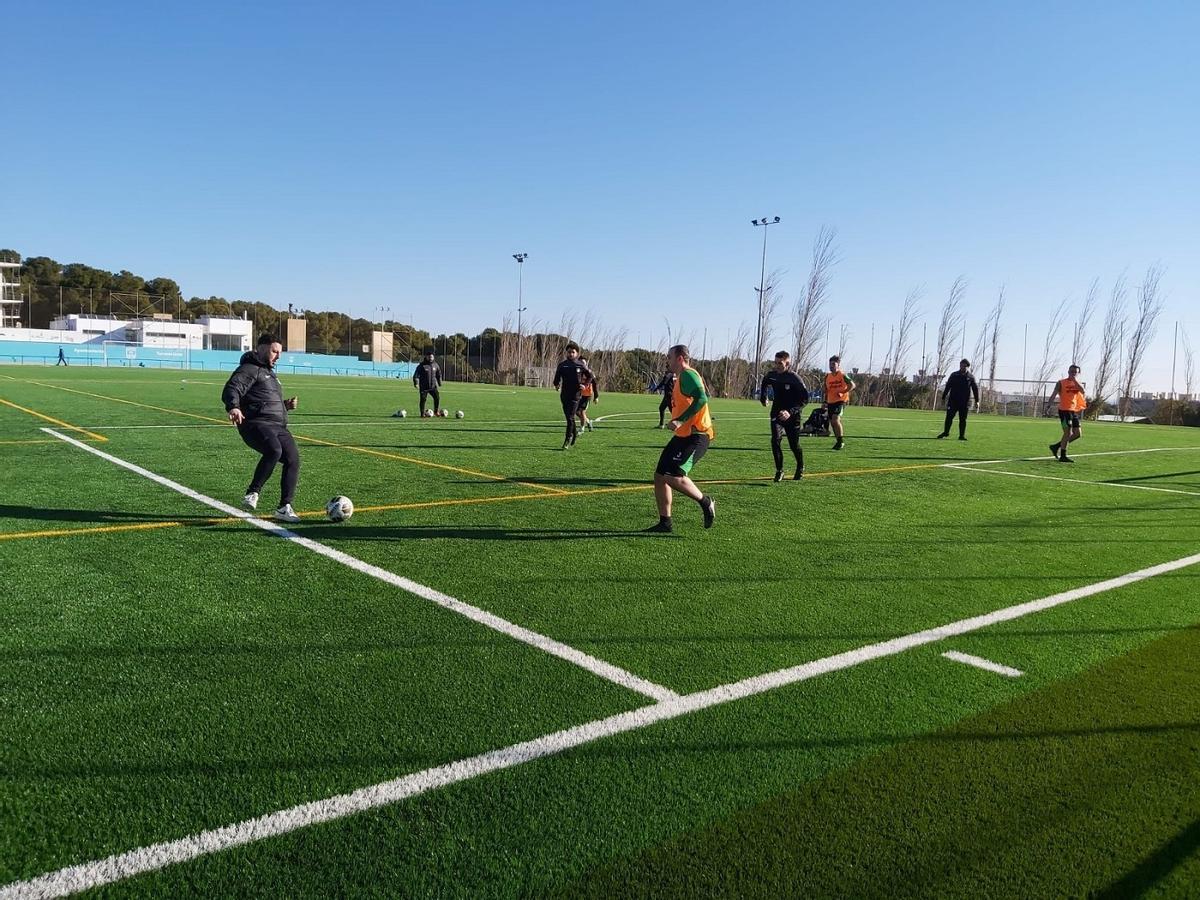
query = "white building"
(198, 316, 253, 352)
(0, 261, 21, 328)
(43, 313, 251, 351)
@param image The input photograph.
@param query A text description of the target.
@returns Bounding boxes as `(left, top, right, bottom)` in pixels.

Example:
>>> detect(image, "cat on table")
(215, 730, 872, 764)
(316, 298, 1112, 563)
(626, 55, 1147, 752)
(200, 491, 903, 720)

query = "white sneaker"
(242, 491, 259, 510)
(274, 504, 301, 523)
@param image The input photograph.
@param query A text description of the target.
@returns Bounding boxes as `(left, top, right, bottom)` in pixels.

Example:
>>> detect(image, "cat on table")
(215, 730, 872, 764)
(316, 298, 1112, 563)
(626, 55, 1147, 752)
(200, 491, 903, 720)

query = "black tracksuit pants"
(771, 416, 804, 472)
(239, 421, 300, 506)
(419, 387, 440, 415)
(943, 404, 970, 438)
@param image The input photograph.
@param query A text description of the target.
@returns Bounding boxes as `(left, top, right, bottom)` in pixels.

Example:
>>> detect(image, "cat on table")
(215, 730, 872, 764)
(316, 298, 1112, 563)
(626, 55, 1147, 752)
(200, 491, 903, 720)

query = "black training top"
(553, 358, 597, 399)
(760, 370, 810, 417)
(657, 371, 676, 395)
(413, 360, 442, 390)
(942, 370, 980, 406)
(222, 351, 288, 426)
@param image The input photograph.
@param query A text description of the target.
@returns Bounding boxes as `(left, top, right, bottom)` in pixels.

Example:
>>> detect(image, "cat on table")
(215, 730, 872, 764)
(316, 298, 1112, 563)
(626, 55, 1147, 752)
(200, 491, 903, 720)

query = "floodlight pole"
(513, 253, 528, 385)
(750, 217, 780, 395)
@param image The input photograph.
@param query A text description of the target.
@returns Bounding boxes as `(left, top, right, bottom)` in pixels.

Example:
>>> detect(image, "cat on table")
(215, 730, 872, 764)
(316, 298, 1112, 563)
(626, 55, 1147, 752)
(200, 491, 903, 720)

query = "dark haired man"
(1048, 364, 1086, 463)
(552, 342, 596, 449)
(823, 355, 854, 450)
(760, 350, 810, 481)
(221, 334, 301, 522)
(413, 350, 442, 417)
(646, 344, 716, 533)
(937, 359, 980, 440)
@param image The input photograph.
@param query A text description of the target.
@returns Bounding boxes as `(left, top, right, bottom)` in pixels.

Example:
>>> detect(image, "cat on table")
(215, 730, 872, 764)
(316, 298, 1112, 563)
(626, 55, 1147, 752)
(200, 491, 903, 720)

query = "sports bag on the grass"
(801, 406, 830, 436)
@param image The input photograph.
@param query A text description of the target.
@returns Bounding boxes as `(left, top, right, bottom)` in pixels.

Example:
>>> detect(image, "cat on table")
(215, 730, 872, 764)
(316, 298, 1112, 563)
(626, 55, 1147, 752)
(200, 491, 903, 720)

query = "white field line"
(947, 464, 1200, 498)
(8, 544, 1200, 898)
(941, 650, 1023, 678)
(40, 428, 676, 704)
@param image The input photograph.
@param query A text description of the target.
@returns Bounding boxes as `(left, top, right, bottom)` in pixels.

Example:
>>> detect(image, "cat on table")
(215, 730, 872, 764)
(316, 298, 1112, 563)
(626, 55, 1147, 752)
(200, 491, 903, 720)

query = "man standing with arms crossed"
(646, 344, 716, 533)
(1047, 364, 1086, 463)
(760, 350, 810, 481)
(823, 355, 854, 451)
(222, 333, 302, 523)
(937, 358, 980, 440)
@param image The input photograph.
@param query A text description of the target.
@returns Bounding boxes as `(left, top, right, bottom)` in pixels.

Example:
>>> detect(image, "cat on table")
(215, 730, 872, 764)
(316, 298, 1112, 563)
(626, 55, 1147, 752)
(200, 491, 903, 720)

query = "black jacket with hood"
(222, 351, 289, 427)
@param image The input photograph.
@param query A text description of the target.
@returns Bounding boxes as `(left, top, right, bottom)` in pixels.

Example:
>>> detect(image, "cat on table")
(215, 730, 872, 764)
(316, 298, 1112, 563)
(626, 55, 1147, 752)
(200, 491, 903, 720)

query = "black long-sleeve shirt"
(553, 358, 598, 400)
(942, 370, 980, 407)
(760, 370, 810, 417)
(656, 371, 676, 395)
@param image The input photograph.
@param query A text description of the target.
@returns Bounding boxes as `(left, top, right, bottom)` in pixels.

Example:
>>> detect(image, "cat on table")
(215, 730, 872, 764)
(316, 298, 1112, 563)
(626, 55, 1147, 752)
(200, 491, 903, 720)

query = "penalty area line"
(9, 533, 1200, 898)
(38, 428, 676, 707)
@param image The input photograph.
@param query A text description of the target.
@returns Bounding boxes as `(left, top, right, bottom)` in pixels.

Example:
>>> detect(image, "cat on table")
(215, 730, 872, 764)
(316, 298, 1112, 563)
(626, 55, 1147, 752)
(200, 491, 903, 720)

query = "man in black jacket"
(552, 342, 597, 449)
(655, 369, 676, 428)
(937, 359, 980, 440)
(760, 350, 811, 481)
(413, 350, 442, 416)
(221, 334, 301, 522)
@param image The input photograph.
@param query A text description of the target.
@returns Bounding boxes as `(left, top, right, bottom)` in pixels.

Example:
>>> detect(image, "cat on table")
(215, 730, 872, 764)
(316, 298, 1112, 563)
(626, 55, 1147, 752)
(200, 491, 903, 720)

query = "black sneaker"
(936, 433, 948, 439)
(832, 441, 844, 451)
(643, 520, 673, 533)
(773, 469, 784, 483)
(700, 496, 716, 529)
(1059, 455, 1074, 463)
(1049, 442, 1061, 458)
(794, 468, 804, 480)
(562, 442, 571, 451)
(958, 436, 967, 441)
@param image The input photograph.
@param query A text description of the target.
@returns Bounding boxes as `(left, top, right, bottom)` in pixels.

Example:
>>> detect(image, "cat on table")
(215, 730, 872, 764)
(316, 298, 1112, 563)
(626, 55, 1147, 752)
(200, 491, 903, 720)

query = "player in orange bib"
(823, 355, 855, 450)
(645, 344, 716, 533)
(575, 358, 599, 434)
(1047, 364, 1086, 462)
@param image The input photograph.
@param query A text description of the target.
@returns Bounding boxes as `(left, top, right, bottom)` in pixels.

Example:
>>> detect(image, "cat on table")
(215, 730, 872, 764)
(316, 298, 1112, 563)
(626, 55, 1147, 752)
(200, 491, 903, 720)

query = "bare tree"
(1119, 264, 1166, 417)
(1071, 278, 1099, 369)
(930, 276, 967, 409)
(1088, 275, 1128, 413)
(722, 322, 752, 399)
(792, 226, 839, 371)
(878, 287, 922, 406)
(987, 288, 1005, 399)
(1183, 327, 1196, 401)
(1031, 294, 1072, 389)
(753, 269, 784, 391)
(968, 290, 1003, 410)
(837, 324, 850, 361)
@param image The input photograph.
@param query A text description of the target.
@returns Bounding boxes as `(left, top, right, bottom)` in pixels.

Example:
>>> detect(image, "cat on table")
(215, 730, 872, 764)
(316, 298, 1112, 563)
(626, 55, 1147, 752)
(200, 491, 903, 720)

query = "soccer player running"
(413, 349, 442, 416)
(655, 367, 676, 428)
(823, 355, 854, 450)
(760, 350, 810, 481)
(575, 357, 599, 433)
(646, 344, 716, 533)
(222, 333, 302, 523)
(1047, 363, 1086, 462)
(552, 342, 596, 449)
(937, 358, 980, 440)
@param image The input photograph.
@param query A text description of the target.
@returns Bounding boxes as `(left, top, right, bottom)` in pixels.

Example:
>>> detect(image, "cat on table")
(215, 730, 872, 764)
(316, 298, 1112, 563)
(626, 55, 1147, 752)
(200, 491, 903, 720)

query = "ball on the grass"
(393, 409, 407, 418)
(325, 495, 354, 522)
(455, 409, 464, 418)
(423, 409, 433, 418)
(438, 409, 448, 417)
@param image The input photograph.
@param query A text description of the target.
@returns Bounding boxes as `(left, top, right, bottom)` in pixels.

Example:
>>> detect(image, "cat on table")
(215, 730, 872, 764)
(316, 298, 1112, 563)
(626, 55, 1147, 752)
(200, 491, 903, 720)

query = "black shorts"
(656, 432, 710, 477)
(577, 396, 591, 411)
(1059, 410, 1081, 428)
(827, 402, 846, 417)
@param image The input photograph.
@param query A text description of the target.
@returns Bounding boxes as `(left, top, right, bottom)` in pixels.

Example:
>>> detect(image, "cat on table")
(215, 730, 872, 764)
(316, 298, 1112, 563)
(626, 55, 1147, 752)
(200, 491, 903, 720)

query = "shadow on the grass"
(0, 504, 219, 525)
(1097, 816, 1200, 898)
(226, 523, 672, 541)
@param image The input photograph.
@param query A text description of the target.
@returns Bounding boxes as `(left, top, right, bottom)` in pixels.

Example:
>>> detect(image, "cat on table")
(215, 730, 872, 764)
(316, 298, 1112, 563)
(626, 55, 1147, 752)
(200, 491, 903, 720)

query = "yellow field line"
(19, 378, 568, 494)
(26, 381, 229, 423)
(0, 520, 186, 542)
(0, 397, 109, 442)
(0, 438, 60, 445)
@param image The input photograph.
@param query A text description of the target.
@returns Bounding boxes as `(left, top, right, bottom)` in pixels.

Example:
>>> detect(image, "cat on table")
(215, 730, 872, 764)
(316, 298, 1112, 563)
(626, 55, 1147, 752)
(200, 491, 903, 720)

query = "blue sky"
(6, 1, 1197, 391)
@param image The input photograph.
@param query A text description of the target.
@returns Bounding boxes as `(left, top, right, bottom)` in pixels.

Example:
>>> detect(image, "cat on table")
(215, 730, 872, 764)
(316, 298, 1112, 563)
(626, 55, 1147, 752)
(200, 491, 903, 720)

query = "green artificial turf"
(2, 365, 1199, 896)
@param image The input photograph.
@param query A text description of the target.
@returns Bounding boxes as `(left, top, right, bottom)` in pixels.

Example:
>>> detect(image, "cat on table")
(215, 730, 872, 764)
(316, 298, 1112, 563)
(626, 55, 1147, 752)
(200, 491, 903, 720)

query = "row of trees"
(3, 247, 1192, 415)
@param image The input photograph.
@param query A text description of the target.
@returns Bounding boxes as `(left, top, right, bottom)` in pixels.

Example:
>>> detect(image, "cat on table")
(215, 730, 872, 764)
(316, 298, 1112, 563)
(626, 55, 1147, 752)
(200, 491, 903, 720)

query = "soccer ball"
(393, 409, 407, 418)
(325, 495, 354, 522)
(423, 409, 434, 418)
(455, 409, 464, 418)
(438, 409, 448, 417)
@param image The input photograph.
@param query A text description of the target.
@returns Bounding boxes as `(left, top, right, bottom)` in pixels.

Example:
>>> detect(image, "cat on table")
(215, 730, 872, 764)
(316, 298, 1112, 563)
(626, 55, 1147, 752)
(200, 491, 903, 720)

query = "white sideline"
(8, 539, 1200, 899)
(947, 464, 1200, 498)
(38, 428, 677, 705)
(941, 651, 1023, 678)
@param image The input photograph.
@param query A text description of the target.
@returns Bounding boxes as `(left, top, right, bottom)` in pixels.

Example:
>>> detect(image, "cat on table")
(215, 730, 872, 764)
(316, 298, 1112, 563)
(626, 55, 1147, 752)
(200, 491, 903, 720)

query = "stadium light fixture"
(750, 216, 781, 392)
